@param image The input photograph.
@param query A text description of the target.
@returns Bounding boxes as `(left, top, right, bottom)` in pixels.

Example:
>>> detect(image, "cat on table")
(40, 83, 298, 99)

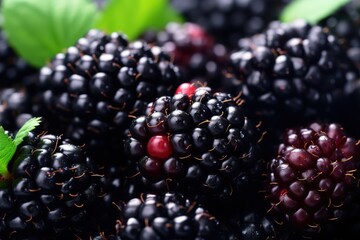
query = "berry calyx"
(147, 135, 173, 160)
(175, 83, 196, 97)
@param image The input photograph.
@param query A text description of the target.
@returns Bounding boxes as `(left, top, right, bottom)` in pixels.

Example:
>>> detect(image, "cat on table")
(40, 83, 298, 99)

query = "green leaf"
(94, 0, 183, 40)
(0, 117, 41, 176)
(2, 0, 98, 68)
(0, 126, 16, 176)
(13, 117, 41, 146)
(280, 0, 351, 24)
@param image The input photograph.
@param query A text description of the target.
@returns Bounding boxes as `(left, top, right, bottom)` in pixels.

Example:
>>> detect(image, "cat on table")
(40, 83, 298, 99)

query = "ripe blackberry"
(223, 19, 359, 133)
(124, 84, 265, 214)
(0, 31, 37, 88)
(141, 22, 228, 90)
(37, 29, 184, 162)
(266, 122, 360, 236)
(225, 209, 301, 240)
(0, 118, 117, 239)
(116, 192, 232, 240)
(319, 2, 360, 138)
(170, 0, 288, 49)
(319, 1, 360, 69)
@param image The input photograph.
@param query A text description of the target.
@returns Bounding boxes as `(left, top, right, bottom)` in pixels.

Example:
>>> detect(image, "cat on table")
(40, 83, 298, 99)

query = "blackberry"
(170, 0, 288, 49)
(116, 192, 232, 240)
(319, 1, 360, 69)
(141, 22, 228, 90)
(226, 209, 300, 240)
(266, 122, 360, 236)
(0, 31, 37, 88)
(124, 84, 265, 214)
(0, 118, 117, 239)
(37, 29, 184, 162)
(320, 2, 360, 138)
(223, 19, 359, 134)
(223, 187, 300, 240)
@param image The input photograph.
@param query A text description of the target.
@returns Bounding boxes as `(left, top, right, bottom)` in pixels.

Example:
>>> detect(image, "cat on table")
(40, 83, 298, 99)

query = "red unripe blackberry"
(266, 122, 360, 235)
(124, 86, 265, 214)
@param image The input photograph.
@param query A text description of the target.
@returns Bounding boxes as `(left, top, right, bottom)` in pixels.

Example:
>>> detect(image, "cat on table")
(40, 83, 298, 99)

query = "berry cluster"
(124, 85, 265, 215)
(36, 29, 184, 162)
(267, 122, 360, 237)
(1, 1, 360, 239)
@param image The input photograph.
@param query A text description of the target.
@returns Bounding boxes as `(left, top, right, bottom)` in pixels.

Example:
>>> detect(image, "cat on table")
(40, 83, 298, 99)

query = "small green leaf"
(0, 117, 41, 176)
(2, 0, 98, 68)
(94, 0, 183, 40)
(13, 117, 41, 146)
(0, 126, 16, 176)
(280, 0, 351, 24)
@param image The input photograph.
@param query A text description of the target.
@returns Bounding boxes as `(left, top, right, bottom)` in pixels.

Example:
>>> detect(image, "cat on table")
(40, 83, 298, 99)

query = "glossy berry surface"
(267, 122, 360, 235)
(175, 82, 196, 98)
(319, 1, 360, 67)
(0, 87, 36, 132)
(124, 86, 265, 214)
(223, 19, 359, 131)
(117, 192, 231, 240)
(36, 29, 184, 162)
(170, 0, 287, 49)
(141, 22, 227, 89)
(147, 135, 173, 160)
(0, 132, 115, 239)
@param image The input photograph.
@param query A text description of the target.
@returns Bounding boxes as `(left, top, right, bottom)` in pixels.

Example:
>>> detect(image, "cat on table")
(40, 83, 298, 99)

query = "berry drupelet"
(36, 29, 184, 163)
(141, 22, 228, 90)
(0, 87, 35, 132)
(223, 19, 359, 140)
(117, 192, 232, 240)
(0, 118, 119, 239)
(124, 84, 265, 214)
(0, 85, 49, 134)
(266, 122, 360, 237)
